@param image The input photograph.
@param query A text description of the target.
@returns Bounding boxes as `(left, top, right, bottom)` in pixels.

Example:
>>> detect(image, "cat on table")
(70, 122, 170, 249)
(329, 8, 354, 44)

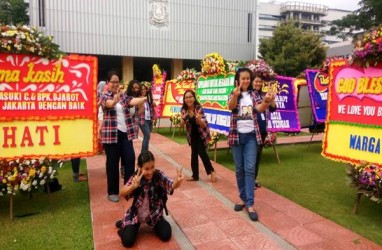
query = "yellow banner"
(323, 123, 381, 164)
(0, 120, 96, 159)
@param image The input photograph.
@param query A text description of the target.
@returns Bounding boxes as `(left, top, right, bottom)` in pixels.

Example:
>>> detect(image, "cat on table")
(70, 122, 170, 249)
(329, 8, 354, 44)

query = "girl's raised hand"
(131, 168, 144, 190)
(175, 166, 184, 185)
(177, 166, 184, 180)
(233, 80, 241, 97)
(195, 109, 202, 122)
(113, 88, 121, 103)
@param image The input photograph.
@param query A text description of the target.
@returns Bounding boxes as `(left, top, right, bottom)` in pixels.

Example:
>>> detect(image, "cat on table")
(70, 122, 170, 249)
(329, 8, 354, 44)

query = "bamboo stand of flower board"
(213, 142, 217, 162)
(352, 193, 363, 214)
(156, 118, 161, 132)
(271, 144, 280, 164)
(10, 194, 14, 221)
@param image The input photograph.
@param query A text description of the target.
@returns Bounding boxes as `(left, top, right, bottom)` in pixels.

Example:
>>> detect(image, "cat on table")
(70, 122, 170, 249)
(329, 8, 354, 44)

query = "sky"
(259, 0, 360, 11)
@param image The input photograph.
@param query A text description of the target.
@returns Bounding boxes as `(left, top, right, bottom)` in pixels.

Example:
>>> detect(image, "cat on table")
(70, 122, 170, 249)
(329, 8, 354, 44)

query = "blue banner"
(267, 76, 300, 132)
(305, 70, 328, 123)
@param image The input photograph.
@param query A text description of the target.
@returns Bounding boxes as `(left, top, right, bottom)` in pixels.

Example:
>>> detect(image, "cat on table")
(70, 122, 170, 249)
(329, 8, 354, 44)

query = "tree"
(258, 21, 327, 77)
(0, 0, 29, 25)
(331, 0, 382, 33)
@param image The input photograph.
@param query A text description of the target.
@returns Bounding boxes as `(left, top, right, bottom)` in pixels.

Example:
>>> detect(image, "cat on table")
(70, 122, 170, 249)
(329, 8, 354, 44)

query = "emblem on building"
(149, 0, 169, 28)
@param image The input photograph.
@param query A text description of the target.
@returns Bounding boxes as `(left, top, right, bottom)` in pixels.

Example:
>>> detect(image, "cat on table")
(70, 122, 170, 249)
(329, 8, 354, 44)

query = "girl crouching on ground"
(116, 151, 184, 248)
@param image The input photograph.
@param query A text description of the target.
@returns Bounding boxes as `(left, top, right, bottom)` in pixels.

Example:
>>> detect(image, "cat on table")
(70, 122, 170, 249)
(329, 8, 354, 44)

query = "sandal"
(211, 171, 217, 182)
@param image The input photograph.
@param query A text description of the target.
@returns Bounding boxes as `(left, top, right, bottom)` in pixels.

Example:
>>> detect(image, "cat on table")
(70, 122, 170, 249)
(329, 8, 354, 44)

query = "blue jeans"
(232, 132, 257, 208)
(140, 120, 152, 152)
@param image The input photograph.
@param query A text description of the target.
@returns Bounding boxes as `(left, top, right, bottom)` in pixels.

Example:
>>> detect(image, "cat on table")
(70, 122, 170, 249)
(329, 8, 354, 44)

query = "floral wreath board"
(0, 25, 97, 220)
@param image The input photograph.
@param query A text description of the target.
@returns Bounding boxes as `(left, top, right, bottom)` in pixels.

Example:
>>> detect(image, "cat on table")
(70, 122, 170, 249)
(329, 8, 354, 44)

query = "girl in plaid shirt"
(252, 74, 277, 187)
(137, 83, 157, 153)
(180, 90, 217, 182)
(228, 68, 276, 221)
(101, 72, 147, 203)
(116, 151, 183, 247)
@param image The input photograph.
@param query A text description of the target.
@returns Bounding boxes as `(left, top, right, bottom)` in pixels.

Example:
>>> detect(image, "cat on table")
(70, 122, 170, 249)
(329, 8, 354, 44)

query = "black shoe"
(234, 204, 245, 211)
(246, 208, 258, 221)
(255, 182, 261, 188)
(115, 219, 123, 229)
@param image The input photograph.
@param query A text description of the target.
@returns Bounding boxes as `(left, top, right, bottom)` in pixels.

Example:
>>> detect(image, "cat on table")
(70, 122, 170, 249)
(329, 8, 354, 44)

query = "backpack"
(132, 170, 170, 215)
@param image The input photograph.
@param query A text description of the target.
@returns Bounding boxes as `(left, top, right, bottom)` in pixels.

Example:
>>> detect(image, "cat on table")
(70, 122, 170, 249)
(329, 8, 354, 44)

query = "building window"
(259, 14, 281, 21)
(248, 13, 252, 43)
(38, 0, 45, 27)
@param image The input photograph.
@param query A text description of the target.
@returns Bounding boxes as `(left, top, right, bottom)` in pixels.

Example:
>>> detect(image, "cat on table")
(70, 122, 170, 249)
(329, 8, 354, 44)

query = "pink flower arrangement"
(176, 68, 199, 82)
(352, 24, 382, 67)
(347, 161, 382, 202)
(245, 60, 276, 80)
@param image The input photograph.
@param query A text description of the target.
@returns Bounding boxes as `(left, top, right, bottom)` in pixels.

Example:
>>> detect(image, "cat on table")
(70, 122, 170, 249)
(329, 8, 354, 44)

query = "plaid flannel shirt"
(181, 105, 211, 148)
(255, 91, 277, 135)
(227, 91, 263, 146)
(121, 170, 174, 227)
(100, 91, 137, 144)
(136, 101, 156, 127)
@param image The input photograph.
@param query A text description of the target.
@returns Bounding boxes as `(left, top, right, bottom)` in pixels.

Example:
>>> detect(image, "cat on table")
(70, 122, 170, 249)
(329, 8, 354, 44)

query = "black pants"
(190, 135, 214, 180)
(103, 130, 135, 195)
(255, 132, 267, 179)
(119, 217, 172, 248)
(71, 158, 81, 174)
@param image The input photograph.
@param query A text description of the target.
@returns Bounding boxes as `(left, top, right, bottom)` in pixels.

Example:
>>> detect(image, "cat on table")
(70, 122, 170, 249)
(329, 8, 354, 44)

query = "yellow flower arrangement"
(0, 24, 66, 59)
(170, 113, 181, 126)
(152, 64, 163, 79)
(208, 131, 221, 147)
(0, 158, 61, 196)
(120, 81, 128, 93)
(141, 81, 152, 89)
(201, 52, 226, 75)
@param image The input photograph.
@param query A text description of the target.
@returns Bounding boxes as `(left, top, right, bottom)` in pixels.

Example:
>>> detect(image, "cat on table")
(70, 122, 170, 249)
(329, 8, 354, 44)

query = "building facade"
(258, 1, 352, 44)
(28, 0, 258, 81)
(27, 0, 353, 81)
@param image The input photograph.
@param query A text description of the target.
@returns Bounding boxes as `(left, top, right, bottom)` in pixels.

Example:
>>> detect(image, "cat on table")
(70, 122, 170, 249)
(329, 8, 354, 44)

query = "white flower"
(31, 160, 36, 164)
(40, 179, 46, 185)
(20, 182, 30, 191)
(32, 180, 38, 186)
(48, 167, 52, 174)
(39, 173, 43, 178)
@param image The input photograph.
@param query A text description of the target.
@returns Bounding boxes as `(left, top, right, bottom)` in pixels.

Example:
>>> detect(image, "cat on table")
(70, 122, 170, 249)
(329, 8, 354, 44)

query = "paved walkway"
(87, 131, 381, 250)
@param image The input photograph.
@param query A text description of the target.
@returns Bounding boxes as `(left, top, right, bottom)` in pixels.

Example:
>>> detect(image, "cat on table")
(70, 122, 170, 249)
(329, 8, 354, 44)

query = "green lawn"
(156, 128, 382, 246)
(206, 143, 382, 246)
(0, 160, 92, 249)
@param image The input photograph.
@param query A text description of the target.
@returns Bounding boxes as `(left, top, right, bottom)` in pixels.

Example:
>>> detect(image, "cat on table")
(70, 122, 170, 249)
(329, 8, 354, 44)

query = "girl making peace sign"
(116, 150, 184, 247)
(180, 90, 217, 182)
(228, 67, 276, 221)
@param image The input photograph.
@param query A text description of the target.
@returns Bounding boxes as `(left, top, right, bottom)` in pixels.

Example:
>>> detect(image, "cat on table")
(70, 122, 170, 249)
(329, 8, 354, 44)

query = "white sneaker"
(108, 195, 119, 202)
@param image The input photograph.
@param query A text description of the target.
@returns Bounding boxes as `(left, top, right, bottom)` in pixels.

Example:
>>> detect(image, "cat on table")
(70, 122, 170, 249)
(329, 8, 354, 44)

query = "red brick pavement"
(87, 131, 381, 250)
